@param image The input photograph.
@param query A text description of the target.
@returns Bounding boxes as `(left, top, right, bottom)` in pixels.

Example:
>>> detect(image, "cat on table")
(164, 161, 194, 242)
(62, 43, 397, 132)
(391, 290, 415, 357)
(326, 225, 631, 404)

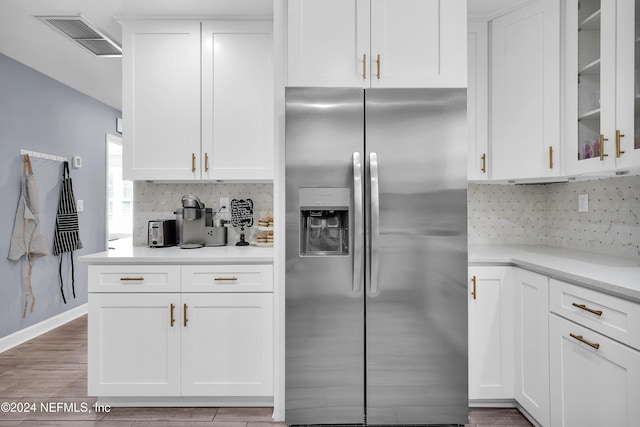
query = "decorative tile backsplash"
(132, 176, 640, 258)
(469, 175, 640, 258)
(133, 182, 273, 245)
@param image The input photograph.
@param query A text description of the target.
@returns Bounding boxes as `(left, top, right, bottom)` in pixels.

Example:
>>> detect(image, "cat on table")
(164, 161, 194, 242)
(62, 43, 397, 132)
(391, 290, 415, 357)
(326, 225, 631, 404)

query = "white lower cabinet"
(470, 263, 640, 427)
(549, 313, 640, 426)
(181, 293, 273, 396)
(468, 266, 514, 401)
(88, 293, 181, 396)
(549, 278, 640, 427)
(513, 269, 549, 426)
(88, 264, 273, 400)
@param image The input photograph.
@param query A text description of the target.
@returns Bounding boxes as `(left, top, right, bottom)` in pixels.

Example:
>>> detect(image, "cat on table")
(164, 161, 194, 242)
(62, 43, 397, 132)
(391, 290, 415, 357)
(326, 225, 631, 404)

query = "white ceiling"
(0, 0, 526, 111)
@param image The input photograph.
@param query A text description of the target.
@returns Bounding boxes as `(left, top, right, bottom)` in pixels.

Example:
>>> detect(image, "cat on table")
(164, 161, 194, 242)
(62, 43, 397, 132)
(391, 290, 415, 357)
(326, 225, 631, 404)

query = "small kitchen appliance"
(147, 219, 177, 247)
(175, 194, 205, 249)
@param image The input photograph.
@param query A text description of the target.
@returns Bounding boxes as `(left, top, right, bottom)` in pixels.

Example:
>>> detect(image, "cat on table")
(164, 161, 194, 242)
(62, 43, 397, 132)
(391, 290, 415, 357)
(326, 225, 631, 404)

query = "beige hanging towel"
(8, 155, 50, 317)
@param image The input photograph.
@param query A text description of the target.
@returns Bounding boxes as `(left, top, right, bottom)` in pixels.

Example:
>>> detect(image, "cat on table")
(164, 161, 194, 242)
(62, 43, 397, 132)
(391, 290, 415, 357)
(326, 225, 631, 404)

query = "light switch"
(77, 199, 84, 213)
(578, 194, 588, 213)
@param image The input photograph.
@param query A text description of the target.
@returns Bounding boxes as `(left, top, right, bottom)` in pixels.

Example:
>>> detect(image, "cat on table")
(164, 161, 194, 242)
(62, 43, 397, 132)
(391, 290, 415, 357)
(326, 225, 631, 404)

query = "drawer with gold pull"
(550, 279, 640, 351)
(88, 265, 181, 293)
(181, 264, 273, 293)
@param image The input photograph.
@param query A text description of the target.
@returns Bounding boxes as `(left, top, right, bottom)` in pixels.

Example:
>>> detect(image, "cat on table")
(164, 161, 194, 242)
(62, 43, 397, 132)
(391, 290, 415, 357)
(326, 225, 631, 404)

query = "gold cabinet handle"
(191, 153, 196, 172)
(363, 53, 367, 79)
(572, 302, 603, 316)
(183, 304, 188, 327)
(120, 277, 144, 281)
(481, 153, 487, 174)
(214, 277, 238, 281)
(616, 130, 625, 158)
(570, 333, 600, 349)
(205, 153, 209, 172)
(549, 146, 554, 169)
(376, 54, 381, 80)
(170, 303, 176, 327)
(599, 134, 609, 160)
(471, 276, 477, 300)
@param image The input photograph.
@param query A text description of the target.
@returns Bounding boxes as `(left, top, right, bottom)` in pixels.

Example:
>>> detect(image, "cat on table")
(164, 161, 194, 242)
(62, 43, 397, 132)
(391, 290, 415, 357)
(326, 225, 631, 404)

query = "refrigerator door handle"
(352, 152, 364, 293)
(369, 152, 380, 295)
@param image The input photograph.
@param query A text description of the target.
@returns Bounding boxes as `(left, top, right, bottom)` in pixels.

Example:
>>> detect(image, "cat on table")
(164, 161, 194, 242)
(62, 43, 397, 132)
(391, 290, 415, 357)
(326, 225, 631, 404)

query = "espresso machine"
(175, 194, 206, 248)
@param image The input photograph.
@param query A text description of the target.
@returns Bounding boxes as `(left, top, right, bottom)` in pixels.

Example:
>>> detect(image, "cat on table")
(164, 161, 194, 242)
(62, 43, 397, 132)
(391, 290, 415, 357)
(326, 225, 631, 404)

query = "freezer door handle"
(370, 152, 380, 295)
(352, 152, 364, 293)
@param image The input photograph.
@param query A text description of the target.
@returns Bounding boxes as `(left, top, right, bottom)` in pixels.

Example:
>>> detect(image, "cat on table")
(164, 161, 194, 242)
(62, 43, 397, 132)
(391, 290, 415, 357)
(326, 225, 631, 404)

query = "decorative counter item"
(231, 199, 253, 246)
(255, 212, 274, 247)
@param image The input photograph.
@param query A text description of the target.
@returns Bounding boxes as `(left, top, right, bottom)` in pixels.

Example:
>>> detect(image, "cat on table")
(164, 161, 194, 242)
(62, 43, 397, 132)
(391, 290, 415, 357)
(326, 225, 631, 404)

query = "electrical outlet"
(578, 194, 588, 213)
(220, 197, 229, 213)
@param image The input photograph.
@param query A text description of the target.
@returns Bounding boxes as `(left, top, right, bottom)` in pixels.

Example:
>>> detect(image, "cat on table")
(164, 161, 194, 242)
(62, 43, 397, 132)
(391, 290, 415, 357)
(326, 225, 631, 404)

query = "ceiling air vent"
(34, 14, 122, 57)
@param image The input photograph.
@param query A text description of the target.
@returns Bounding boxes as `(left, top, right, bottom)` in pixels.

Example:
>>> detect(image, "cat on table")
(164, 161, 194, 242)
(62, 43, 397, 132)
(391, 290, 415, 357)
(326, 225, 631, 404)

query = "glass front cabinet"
(565, 0, 640, 175)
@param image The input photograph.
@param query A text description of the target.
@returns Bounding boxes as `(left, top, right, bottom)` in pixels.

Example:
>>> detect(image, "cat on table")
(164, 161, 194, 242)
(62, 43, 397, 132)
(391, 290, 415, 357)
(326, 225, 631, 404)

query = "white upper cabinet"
(490, 0, 561, 181)
(288, 0, 370, 87)
(287, 0, 466, 88)
(467, 21, 489, 181)
(122, 21, 201, 181)
(565, 0, 640, 175)
(123, 20, 274, 181)
(202, 21, 273, 181)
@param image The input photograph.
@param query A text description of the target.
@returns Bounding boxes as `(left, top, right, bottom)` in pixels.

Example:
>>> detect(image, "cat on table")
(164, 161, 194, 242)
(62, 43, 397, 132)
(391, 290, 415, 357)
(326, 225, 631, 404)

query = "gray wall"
(0, 53, 120, 338)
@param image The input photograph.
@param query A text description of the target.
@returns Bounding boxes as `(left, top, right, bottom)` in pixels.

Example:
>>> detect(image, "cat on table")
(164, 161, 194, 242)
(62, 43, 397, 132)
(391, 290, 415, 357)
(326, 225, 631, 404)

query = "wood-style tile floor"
(0, 315, 532, 426)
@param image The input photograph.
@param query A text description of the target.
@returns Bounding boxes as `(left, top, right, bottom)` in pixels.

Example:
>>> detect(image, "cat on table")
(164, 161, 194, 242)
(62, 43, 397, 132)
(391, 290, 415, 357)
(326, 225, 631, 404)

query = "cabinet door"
(288, 0, 370, 87)
(370, 0, 466, 88)
(181, 293, 273, 396)
(615, 0, 640, 169)
(491, 0, 560, 180)
(88, 293, 181, 396)
(565, 0, 617, 175)
(513, 269, 549, 426)
(549, 313, 640, 426)
(468, 267, 514, 401)
(202, 21, 274, 181)
(122, 21, 201, 180)
(468, 21, 489, 181)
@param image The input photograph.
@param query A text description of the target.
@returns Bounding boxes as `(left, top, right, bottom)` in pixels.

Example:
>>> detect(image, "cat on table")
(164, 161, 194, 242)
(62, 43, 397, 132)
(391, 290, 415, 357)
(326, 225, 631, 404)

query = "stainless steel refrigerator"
(285, 88, 468, 425)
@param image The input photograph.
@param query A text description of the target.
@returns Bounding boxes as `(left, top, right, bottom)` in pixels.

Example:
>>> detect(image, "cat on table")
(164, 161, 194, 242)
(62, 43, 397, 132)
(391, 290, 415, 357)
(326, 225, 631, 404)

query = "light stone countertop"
(79, 242, 273, 265)
(469, 244, 640, 303)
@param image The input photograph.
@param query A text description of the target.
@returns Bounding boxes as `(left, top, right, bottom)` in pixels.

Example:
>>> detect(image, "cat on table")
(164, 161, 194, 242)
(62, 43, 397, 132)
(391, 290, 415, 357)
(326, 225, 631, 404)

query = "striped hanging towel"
(53, 161, 82, 303)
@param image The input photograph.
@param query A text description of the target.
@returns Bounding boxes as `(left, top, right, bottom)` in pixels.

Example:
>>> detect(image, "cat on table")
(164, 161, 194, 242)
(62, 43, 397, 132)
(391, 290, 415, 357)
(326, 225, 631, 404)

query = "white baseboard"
(0, 303, 88, 353)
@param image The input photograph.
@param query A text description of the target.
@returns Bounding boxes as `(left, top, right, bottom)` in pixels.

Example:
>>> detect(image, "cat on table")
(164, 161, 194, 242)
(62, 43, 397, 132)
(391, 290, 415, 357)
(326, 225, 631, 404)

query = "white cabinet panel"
(565, 0, 640, 175)
(370, 0, 466, 88)
(550, 279, 640, 351)
(549, 313, 640, 427)
(513, 269, 549, 426)
(88, 293, 181, 396)
(88, 265, 181, 293)
(467, 21, 489, 181)
(287, 0, 370, 87)
(123, 20, 274, 182)
(88, 264, 274, 400)
(123, 21, 201, 181)
(181, 264, 273, 293)
(202, 21, 273, 181)
(491, 0, 560, 180)
(468, 266, 514, 401)
(181, 293, 273, 396)
(287, 0, 465, 88)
